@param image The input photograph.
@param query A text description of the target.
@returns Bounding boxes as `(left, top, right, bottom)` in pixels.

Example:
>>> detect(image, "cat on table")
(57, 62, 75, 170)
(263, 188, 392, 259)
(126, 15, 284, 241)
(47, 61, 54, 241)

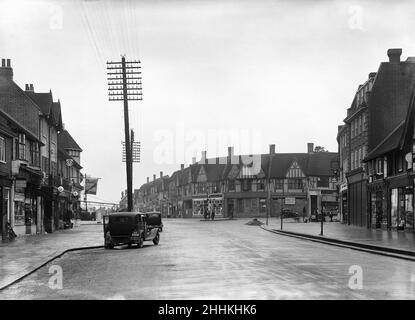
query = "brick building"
(0, 58, 84, 238)
(338, 48, 415, 231)
(363, 49, 415, 232)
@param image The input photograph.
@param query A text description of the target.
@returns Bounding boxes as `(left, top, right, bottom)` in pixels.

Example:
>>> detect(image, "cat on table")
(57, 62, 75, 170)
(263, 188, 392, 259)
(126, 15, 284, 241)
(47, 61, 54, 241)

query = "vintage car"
(103, 212, 162, 249)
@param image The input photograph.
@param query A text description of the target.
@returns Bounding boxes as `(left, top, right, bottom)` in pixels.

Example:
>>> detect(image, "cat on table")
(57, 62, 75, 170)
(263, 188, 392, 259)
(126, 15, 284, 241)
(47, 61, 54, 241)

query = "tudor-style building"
(136, 143, 339, 219)
(57, 129, 83, 229)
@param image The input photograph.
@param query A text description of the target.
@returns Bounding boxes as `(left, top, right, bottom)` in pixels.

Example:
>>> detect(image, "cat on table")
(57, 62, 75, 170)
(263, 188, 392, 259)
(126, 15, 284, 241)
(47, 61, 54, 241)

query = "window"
(228, 180, 235, 191)
(288, 178, 303, 190)
(274, 179, 284, 190)
(242, 179, 252, 192)
(29, 141, 39, 167)
(0, 136, 5, 162)
(351, 121, 354, 138)
(16, 133, 26, 160)
(257, 180, 265, 191)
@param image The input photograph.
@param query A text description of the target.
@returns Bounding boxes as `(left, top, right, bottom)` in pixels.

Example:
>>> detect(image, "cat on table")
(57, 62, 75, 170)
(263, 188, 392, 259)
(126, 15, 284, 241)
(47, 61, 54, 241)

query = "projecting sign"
(15, 180, 27, 189)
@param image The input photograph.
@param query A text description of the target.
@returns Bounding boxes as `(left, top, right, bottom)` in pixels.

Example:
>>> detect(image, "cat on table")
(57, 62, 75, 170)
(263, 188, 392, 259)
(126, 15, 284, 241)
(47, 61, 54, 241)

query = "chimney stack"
(181, 164, 184, 170)
(153, 174, 156, 181)
(307, 142, 314, 154)
(201, 150, 207, 164)
(0, 58, 13, 80)
(146, 177, 149, 183)
(387, 48, 402, 63)
(228, 146, 234, 157)
(25, 84, 34, 92)
(368, 72, 376, 79)
(269, 144, 275, 154)
(160, 171, 163, 178)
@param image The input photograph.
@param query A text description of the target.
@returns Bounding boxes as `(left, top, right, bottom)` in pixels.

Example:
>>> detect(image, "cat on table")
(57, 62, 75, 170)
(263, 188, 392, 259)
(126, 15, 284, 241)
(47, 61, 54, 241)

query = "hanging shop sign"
(15, 179, 27, 190)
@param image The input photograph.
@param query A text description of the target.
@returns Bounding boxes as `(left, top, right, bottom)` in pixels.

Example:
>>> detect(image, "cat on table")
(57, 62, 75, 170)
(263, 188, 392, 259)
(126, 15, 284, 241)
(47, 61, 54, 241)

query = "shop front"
(13, 179, 41, 236)
(0, 179, 12, 242)
(368, 174, 414, 232)
(388, 174, 414, 232)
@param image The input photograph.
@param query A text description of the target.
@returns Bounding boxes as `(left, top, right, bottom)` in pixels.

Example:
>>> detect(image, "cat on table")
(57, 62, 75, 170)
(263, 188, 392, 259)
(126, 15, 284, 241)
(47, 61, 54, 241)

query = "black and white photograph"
(0, 0, 415, 306)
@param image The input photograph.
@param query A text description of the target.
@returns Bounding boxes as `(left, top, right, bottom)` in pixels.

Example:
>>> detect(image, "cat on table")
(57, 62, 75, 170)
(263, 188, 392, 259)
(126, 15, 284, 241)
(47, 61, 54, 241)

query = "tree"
(314, 146, 328, 152)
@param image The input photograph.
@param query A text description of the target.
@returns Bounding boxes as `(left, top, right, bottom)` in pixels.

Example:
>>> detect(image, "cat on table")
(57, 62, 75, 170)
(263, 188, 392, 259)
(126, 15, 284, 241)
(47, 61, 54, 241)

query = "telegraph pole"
(107, 56, 142, 212)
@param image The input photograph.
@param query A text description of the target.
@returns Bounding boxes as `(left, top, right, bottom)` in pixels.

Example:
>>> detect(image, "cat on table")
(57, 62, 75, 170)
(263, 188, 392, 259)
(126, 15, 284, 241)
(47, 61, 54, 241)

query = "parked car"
(282, 209, 300, 221)
(103, 212, 162, 249)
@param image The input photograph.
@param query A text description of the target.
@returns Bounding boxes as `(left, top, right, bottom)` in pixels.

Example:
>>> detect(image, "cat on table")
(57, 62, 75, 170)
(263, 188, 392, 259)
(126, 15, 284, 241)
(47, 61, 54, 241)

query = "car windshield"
(111, 216, 132, 223)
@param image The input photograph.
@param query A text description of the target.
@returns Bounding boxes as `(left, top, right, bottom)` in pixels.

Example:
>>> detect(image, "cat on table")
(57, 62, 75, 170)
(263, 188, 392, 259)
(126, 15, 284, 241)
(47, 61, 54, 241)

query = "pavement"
(0, 224, 103, 290)
(1, 218, 415, 299)
(262, 219, 415, 256)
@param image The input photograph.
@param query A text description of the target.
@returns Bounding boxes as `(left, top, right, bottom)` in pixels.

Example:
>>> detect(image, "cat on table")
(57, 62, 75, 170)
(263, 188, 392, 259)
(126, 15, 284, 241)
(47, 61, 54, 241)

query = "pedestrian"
(211, 206, 215, 220)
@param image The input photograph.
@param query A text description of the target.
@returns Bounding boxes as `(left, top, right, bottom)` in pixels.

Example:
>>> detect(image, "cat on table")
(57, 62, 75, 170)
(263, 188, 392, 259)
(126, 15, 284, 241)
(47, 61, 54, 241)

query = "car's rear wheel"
(153, 232, 160, 245)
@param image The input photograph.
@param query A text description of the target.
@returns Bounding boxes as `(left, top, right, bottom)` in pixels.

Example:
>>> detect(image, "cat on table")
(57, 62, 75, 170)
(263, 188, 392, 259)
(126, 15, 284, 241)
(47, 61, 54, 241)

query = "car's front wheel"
(137, 234, 144, 248)
(153, 232, 160, 245)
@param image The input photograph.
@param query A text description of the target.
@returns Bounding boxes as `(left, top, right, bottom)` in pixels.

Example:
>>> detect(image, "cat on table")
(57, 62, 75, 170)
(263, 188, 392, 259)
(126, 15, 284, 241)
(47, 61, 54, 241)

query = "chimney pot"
(181, 164, 184, 170)
(228, 146, 234, 157)
(307, 142, 314, 153)
(0, 58, 13, 80)
(269, 144, 275, 154)
(153, 174, 156, 181)
(160, 171, 163, 178)
(146, 177, 149, 183)
(25, 84, 29, 91)
(201, 151, 207, 163)
(368, 72, 376, 79)
(387, 48, 402, 63)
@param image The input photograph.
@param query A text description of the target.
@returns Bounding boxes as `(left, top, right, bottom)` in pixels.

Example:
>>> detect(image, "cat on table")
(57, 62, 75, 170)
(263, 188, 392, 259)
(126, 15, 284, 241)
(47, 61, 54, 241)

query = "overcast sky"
(1, 0, 415, 204)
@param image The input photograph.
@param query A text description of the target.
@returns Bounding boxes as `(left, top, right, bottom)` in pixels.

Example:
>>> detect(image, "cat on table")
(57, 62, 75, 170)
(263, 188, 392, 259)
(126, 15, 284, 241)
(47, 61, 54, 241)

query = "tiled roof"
(25, 91, 52, 116)
(368, 59, 415, 150)
(51, 101, 63, 129)
(364, 121, 405, 161)
(58, 129, 82, 151)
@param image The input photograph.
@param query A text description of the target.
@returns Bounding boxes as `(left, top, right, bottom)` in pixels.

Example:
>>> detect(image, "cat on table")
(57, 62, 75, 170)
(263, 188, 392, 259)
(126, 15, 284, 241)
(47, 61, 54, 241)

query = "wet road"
(1, 219, 415, 299)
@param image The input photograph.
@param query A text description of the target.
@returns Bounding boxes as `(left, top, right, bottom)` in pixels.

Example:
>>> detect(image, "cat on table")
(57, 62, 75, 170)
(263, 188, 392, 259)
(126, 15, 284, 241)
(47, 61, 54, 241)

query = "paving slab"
(0, 224, 103, 289)
(263, 219, 415, 254)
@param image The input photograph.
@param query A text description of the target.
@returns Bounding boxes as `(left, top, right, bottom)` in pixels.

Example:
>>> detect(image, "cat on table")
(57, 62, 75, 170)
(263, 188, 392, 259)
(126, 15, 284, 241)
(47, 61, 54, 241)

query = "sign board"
(85, 177, 99, 195)
(15, 180, 27, 190)
(284, 197, 296, 205)
(11, 160, 20, 176)
(14, 192, 25, 202)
